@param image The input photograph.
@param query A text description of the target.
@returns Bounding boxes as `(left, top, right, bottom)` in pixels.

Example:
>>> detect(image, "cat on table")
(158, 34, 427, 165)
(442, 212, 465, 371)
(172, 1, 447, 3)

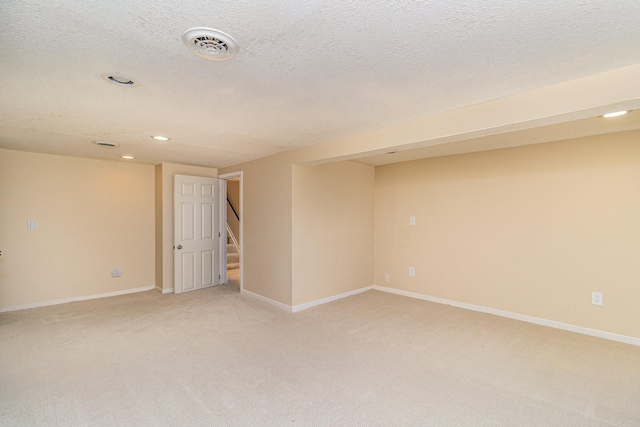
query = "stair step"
(227, 262, 240, 270)
(227, 243, 238, 254)
(227, 253, 239, 263)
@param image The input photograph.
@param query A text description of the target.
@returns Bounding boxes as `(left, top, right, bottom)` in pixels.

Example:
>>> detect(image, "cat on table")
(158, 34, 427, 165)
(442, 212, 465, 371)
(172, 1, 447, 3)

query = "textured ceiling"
(1, 0, 640, 167)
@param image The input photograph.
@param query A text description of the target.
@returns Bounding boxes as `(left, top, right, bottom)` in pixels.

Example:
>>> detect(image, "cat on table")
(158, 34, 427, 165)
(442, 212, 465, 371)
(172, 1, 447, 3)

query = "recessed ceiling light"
(93, 140, 119, 148)
(602, 110, 630, 118)
(101, 73, 139, 87)
(151, 135, 171, 141)
(121, 155, 135, 160)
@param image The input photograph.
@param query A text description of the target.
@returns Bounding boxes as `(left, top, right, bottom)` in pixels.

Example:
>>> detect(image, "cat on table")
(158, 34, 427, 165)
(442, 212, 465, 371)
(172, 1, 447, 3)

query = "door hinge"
(218, 274, 221, 280)
(218, 232, 221, 237)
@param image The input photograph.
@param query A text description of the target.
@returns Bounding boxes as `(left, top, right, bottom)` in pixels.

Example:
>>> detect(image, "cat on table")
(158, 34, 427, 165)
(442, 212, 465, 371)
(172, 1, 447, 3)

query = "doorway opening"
(219, 171, 243, 293)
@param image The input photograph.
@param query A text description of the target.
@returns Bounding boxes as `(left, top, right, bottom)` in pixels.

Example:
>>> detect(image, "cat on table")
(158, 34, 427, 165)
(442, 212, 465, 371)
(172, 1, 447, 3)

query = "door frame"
(218, 171, 243, 293)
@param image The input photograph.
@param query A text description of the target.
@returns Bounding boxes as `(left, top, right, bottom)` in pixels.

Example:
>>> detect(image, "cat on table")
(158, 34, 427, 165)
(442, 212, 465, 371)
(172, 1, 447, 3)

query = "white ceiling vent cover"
(182, 27, 238, 60)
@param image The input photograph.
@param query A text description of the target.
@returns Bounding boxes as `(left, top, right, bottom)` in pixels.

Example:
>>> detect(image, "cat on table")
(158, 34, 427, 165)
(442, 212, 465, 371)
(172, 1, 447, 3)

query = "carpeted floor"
(227, 268, 240, 288)
(1, 283, 639, 426)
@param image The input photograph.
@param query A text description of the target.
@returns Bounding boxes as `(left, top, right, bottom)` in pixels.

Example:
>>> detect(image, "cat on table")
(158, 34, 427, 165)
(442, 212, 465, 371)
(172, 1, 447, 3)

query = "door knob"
(176, 245, 182, 249)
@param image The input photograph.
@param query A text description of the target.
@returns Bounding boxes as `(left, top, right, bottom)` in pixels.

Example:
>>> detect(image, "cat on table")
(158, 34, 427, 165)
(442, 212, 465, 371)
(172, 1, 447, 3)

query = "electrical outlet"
(409, 267, 415, 276)
(592, 292, 602, 306)
(384, 274, 390, 282)
(111, 267, 122, 278)
(410, 216, 416, 226)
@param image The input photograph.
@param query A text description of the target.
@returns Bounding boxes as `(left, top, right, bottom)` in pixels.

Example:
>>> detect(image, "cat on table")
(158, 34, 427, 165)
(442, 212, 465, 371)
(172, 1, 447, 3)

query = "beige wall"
(222, 154, 376, 307)
(292, 161, 375, 305)
(154, 164, 164, 292)
(227, 179, 240, 209)
(155, 162, 218, 292)
(374, 130, 640, 338)
(0, 149, 155, 310)
(222, 152, 294, 305)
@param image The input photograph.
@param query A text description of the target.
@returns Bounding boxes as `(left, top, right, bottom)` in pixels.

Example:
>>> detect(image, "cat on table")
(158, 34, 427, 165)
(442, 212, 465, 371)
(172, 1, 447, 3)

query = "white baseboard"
(373, 285, 640, 347)
(155, 286, 175, 294)
(292, 286, 374, 313)
(242, 286, 375, 313)
(0, 285, 156, 313)
(242, 289, 292, 312)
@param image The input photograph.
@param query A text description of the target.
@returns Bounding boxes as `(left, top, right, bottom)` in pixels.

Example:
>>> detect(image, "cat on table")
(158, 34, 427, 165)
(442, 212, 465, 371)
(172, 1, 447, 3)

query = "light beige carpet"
(227, 268, 240, 287)
(1, 285, 639, 426)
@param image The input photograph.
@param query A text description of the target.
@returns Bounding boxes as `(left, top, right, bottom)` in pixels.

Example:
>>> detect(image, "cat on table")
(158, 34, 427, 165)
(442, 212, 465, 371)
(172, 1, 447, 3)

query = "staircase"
(227, 242, 239, 270)
(226, 194, 240, 271)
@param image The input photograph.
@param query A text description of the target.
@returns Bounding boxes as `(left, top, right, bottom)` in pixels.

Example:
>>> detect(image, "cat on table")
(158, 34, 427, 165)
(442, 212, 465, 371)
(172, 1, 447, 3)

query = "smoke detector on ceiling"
(182, 27, 238, 60)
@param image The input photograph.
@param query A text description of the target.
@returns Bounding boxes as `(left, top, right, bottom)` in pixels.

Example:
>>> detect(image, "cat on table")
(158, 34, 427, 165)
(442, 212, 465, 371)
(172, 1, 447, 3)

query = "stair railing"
(226, 197, 240, 253)
(227, 197, 239, 221)
(226, 223, 240, 254)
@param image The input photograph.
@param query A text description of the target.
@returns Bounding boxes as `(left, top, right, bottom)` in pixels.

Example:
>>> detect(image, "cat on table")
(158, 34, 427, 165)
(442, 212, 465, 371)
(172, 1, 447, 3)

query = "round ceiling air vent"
(182, 27, 238, 60)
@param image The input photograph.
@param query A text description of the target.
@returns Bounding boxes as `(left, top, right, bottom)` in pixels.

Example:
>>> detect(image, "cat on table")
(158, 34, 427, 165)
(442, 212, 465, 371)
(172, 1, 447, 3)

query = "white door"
(174, 175, 222, 294)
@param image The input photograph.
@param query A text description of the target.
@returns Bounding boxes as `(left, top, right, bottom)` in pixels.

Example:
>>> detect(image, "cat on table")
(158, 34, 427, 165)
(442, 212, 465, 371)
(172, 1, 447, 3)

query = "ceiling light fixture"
(151, 135, 171, 141)
(101, 73, 139, 87)
(182, 27, 239, 60)
(602, 110, 630, 118)
(121, 155, 135, 160)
